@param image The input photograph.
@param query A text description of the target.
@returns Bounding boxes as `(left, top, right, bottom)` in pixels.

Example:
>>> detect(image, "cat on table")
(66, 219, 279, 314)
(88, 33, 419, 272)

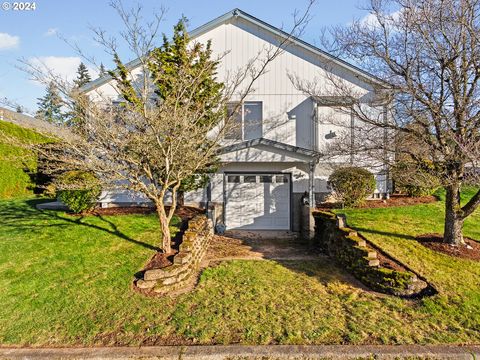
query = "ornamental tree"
(295, 0, 480, 245)
(21, 1, 314, 254)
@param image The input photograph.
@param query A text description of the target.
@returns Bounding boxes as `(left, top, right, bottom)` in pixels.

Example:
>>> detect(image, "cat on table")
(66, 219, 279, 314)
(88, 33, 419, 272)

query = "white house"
(81, 9, 390, 232)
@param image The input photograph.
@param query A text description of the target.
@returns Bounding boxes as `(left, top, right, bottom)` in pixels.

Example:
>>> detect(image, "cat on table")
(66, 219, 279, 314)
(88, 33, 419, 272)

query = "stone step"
(144, 264, 186, 281)
(367, 259, 380, 267)
(174, 251, 192, 265)
(136, 279, 156, 289)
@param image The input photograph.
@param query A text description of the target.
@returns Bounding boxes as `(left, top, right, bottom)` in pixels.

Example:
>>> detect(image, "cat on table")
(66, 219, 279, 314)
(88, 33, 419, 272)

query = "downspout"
(383, 105, 390, 199)
(309, 161, 316, 208)
(350, 107, 355, 165)
(310, 100, 321, 207)
(313, 100, 318, 152)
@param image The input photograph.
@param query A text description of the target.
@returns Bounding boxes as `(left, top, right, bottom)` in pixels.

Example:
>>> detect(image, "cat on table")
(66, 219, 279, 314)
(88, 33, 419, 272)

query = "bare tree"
(294, 0, 480, 246)
(18, 1, 316, 254)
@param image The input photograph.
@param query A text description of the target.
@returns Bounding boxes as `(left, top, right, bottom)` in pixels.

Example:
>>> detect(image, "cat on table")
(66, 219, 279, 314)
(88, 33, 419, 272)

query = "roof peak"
(81, 8, 387, 93)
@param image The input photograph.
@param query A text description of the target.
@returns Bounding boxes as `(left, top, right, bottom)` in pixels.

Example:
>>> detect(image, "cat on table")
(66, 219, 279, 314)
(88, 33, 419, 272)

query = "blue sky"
(0, 0, 370, 113)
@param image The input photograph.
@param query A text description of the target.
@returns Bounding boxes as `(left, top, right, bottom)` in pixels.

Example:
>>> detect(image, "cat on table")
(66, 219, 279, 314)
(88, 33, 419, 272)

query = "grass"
(0, 193, 479, 346)
(0, 120, 50, 199)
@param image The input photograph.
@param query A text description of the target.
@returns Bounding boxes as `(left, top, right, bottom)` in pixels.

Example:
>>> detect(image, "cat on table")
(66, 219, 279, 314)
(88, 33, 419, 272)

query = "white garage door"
(225, 173, 291, 230)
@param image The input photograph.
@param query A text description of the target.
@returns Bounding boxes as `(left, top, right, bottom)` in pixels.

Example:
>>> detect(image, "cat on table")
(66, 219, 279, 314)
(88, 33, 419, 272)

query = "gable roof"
(81, 8, 387, 93)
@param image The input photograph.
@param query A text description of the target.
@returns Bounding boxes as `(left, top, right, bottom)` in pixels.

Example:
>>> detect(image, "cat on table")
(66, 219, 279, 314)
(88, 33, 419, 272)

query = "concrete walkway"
(206, 230, 321, 261)
(0, 345, 479, 359)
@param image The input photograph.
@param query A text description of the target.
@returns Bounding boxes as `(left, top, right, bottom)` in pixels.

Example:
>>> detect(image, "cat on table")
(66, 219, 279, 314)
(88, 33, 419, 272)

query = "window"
(225, 101, 263, 140)
(227, 175, 240, 183)
(259, 175, 272, 183)
(275, 175, 289, 183)
(244, 175, 257, 183)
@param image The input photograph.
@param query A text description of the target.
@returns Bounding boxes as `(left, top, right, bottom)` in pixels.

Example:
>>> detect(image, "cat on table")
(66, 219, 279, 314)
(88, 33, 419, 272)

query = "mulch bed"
(318, 194, 437, 210)
(90, 206, 155, 216)
(375, 250, 408, 272)
(138, 206, 204, 272)
(86, 205, 203, 219)
(359, 195, 438, 208)
(416, 233, 480, 261)
(143, 250, 177, 271)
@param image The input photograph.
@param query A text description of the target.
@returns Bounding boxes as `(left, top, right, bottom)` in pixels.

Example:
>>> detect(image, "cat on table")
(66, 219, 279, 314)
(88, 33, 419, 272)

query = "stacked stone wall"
(313, 211, 424, 296)
(136, 215, 213, 295)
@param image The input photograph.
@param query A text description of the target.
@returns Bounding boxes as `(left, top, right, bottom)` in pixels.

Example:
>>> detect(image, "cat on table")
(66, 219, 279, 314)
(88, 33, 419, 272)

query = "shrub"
(392, 161, 439, 197)
(57, 171, 100, 213)
(328, 167, 375, 207)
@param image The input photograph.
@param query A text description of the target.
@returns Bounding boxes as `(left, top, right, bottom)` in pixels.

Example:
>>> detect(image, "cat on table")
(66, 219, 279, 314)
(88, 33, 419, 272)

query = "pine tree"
(73, 62, 91, 88)
(99, 63, 107, 77)
(36, 82, 64, 124)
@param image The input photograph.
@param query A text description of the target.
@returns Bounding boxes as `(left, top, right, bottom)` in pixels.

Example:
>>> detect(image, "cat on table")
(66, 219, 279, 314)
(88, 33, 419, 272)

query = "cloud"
(357, 10, 402, 28)
(44, 28, 58, 37)
(28, 56, 98, 85)
(0, 33, 20, 50)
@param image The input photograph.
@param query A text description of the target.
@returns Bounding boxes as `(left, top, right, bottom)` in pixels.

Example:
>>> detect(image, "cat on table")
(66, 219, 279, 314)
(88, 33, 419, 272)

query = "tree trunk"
(443, 184, 465, 245)
(156, 204, 172, 254)
(177, 191, 184, 208)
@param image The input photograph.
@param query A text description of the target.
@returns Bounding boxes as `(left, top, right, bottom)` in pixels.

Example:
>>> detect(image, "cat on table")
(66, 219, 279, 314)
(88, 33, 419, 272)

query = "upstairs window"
(225, 101, 263, 140)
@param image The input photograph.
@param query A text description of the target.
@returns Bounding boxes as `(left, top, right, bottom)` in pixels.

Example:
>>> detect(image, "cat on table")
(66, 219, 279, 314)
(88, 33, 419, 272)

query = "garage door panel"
(225, 173, 290, 230)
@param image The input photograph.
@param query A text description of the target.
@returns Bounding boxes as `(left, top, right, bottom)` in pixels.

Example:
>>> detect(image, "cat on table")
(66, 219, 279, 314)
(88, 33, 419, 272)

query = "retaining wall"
(136, 215, 213, 295)
(312, 211, 422, 296)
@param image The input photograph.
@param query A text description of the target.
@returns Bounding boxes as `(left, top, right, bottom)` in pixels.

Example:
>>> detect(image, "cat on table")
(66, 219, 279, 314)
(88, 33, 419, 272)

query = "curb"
(0, 345, 479, 359)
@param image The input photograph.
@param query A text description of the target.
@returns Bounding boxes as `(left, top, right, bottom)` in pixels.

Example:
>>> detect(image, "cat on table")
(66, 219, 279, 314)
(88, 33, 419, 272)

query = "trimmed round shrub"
(392, 161, 439, 197)
(57, 171, 100, 213)
(328, 167, 376, 207)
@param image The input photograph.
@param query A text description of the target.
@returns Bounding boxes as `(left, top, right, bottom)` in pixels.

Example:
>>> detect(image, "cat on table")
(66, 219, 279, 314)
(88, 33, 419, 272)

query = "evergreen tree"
(36, 82, 64, 124)
(73, 62, 91, 88)
(149, 18, 223, 124)
(68, 62, 92, 130)
(99, 63, 107, 77)
(107, 17, 224, 250)
(147, 18, 223, 205)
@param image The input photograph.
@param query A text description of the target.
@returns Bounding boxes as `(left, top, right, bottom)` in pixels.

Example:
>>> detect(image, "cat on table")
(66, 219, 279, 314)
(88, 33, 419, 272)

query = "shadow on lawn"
(211, 231, 371, 292)
(349, 226, 417, 241)
(0, 198, 159, 251)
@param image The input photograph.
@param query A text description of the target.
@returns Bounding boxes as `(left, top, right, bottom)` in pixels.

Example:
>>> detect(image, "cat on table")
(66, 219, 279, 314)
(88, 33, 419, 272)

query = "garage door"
(225, 173, 291, 230)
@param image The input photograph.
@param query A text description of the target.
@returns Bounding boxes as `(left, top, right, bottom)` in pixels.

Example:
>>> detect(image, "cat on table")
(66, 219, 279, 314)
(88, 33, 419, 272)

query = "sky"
(0, 0, 371, 113)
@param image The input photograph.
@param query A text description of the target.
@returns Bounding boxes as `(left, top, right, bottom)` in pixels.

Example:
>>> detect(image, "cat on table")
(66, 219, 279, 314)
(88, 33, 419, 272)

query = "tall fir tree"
(99, 63, 107, 77)
(105, 17, 225, 250)
(68, 62, 92, 131)
(73, 62, 91, 88)
(148, 18, 223, 205)
(36, 82, 64, 124)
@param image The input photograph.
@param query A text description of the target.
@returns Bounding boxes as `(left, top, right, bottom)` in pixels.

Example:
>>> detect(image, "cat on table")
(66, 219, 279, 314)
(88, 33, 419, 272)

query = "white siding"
(88, 17, 375, 150)
(85, 13, 389, 208)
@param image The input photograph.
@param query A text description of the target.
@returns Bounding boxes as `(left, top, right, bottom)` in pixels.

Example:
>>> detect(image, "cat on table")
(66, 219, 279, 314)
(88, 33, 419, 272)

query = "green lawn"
(0, 194, 479, 346)
(0, 120, 50, 199)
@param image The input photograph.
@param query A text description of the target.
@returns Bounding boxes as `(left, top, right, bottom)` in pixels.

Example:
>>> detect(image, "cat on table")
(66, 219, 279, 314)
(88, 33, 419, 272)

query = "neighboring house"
(81, 9, 390, 231)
